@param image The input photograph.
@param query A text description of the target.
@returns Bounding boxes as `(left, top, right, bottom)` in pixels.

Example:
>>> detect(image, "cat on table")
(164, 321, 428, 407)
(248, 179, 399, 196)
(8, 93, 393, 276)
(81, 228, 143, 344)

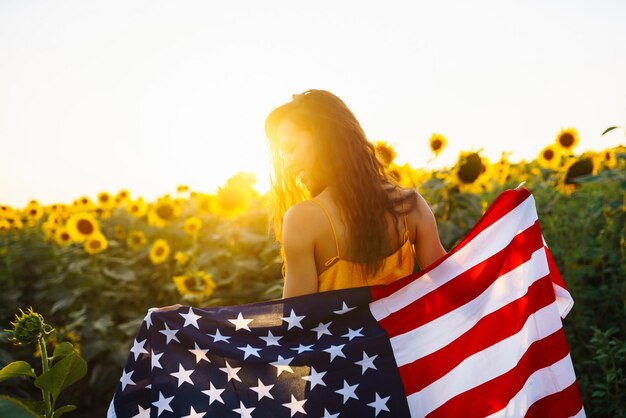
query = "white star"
(291, 344, 313, 354)
(368, 393, 391, 416)
(323, 344, 346, 362)
(158, 323, 180, 344)
(119, 369, 135, 391)
(302, 366, 326, 389)
(188, 342, 210, 364)
(143, 311, 153, 329)
(281, 309, 305, 330)
(179, 307, 202, 329)
(282, 394, 306, 417)
(250, 378, 274, 400)
(237, 344, 261, 359)
(152, 392, 174, 416)
(130, 338, 149, 361)
(208, 329, 231, 343)
(321, 409, 339, 418)
(270, 355, 294, 376)
(201, 382, 225, 405)
(311, 321, 332, 339)
(355, 351, 378, 374)
(181, 406, 205, 418)
(170, 363, 194, 387)
(335, 380, 359, 404)
(132, 405, 150, 418)
(342, 327, 364, 341)
(232, 401, 255, 418)
(219, 360, 242, 382)
(228, 312, 254, 331)
(333, 301, 357, 314)
(151, 350, 163, 370)
(259, 330, 283, 346)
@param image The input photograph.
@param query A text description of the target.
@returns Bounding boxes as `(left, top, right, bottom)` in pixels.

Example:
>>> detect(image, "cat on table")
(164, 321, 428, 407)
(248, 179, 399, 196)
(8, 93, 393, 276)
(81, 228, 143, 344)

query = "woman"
(264, 89, 447, 298)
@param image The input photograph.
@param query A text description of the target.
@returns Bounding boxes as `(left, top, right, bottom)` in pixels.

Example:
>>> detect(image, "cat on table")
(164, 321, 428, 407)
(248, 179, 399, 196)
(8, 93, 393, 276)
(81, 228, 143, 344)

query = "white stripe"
(370, 194, 538, 322)
(406, 301, 564, 417)
(570, 405, 587, 418)
(106, 396, 117, 418)
(554, 283, 574, 319)
(390, 247, 549, 367)
(484, 353, 581, 418)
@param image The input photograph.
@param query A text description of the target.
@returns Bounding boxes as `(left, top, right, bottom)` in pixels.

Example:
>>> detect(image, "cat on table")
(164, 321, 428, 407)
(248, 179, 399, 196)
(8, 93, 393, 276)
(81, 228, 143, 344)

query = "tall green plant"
(0, 308, 87, 417)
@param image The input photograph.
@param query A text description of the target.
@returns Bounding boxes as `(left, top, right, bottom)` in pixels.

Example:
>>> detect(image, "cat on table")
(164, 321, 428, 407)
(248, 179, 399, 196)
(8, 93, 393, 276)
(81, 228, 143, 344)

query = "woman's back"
(304, 187, 417, 291)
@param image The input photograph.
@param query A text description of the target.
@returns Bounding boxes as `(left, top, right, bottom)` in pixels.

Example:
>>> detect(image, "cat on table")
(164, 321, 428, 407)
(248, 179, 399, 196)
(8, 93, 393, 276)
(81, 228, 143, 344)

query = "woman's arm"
(281, 203, 319, 298)
(412, 192, 448, 269)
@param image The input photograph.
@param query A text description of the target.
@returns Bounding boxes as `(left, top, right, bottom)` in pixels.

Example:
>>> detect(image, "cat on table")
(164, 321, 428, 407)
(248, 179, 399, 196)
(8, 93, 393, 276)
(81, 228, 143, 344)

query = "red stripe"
(525, 380, 584, 418)
(399, 276, 556, 394)
(426, 327, 571, 418)
(370, 187, 532, 302)
(378, 221, 544, 338)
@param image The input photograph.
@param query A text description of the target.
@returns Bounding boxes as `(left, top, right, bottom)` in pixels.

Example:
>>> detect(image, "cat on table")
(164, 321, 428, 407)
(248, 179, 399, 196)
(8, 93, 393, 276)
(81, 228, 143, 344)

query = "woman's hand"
(148, 304, 183, 312)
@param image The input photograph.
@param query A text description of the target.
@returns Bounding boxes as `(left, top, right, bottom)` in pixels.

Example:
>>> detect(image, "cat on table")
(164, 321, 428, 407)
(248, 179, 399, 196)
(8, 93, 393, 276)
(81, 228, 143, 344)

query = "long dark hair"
(264, 89, 416, 277)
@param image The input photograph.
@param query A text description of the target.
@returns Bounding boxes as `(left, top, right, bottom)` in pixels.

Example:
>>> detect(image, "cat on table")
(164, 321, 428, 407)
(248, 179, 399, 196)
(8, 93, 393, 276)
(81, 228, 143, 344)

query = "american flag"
(107, 185, 585, 417)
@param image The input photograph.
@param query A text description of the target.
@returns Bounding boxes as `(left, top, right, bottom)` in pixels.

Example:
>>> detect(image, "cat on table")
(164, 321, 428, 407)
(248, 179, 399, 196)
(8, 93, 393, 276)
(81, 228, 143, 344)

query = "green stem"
(39, 336, 52, 418)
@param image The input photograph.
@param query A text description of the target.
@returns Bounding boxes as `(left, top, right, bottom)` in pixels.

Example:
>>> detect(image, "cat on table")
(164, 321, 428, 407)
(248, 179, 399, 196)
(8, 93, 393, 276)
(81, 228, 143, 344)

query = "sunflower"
(177, 184, 189, 194)
(429, 133, 447, 157)
(557, 153, 598, 195)
(373, 141, 397, 166)
(126, 198, 148, 218)
(113, 225, 126, 240)
(597, 148, 617, 170)
(196, 194, 214, 214)
(554, 127, 580, 153)
(184, 216, 202, 236)
(0, 205, 15, 218)
(173, 270, 216, 298)
(115, 189, 130, 206)
(41, 222, 57, 242)
(54, 227, 73, 246)
(126, 230, 147, 251)
(0, 219, 10, 233)
(174, 251, 190, 267)
(537, 145, 562, 170)
(214, 174, 258, 218)
(95, 208, 112, 220)
(66, 212, 100, 242)
(149, 239, 171, 264)
(84, 232, 108, 255)
(71, 196, 96, 213)
(24, 200, 44, 224)
(452, 151, 488, 193)
(3, 213, 23, 231)
(97, 191, 116, 211)
(147, 196, 181, 227)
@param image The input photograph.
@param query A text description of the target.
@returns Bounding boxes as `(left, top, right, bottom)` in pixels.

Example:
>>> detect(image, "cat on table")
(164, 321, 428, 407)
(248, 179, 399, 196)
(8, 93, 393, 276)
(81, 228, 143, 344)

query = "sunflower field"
(1, 128, 624, 416)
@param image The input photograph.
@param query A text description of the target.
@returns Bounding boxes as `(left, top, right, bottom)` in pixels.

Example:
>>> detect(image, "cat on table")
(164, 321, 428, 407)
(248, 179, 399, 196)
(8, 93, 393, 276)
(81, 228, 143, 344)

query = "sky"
(1, 0, 625, 208)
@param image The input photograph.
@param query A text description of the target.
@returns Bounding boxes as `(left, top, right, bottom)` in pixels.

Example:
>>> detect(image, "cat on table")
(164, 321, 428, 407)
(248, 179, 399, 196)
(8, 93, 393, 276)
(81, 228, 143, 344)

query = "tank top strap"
(310, 199, 341, 266)
(402, 199, 410, 242)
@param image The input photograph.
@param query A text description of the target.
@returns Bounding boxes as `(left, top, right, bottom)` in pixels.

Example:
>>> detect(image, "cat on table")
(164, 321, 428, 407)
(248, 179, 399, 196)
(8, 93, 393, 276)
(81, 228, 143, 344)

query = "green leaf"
(0, 361, 36, 382)
(601, 126, 619, 136)
(53, 404, 77, 418)
(103, 266, 136, 281)
(52, 342, 74, 361)
(0, 396, 40, 418)
(34, 352, 87, 402)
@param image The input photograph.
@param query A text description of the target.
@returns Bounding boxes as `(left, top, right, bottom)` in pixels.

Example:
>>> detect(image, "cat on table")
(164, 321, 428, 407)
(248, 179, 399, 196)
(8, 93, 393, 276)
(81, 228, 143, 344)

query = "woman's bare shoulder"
(282, 200, 327, 238)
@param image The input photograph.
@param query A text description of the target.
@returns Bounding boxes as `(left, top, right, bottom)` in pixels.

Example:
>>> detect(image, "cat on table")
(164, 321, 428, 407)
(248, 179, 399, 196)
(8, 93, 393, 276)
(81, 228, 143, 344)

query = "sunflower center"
(77, 219, 94, 235)
(184, 276, 200, 291)
(156, 204, 174, 220)
(61, 232, 70, 241)
(543, 149, 554, 160)
(457, 153, 483, 184)
(29, 209, 37, 216)
(565, 158, 593, 184)
(559, 133, 575, 148)
(431, 139, 442, 151)
(89, 240, 101, 250)
(155, 247, 165, 256)
(100, 195, 109, 202)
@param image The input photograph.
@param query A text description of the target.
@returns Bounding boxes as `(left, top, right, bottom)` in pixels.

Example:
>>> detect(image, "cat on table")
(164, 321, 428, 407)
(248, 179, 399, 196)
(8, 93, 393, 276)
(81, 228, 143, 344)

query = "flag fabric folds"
(108, 186, 585, 417)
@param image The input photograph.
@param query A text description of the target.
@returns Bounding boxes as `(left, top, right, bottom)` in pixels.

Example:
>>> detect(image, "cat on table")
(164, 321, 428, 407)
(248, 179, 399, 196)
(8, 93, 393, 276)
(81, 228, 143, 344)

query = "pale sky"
(1, 0, 625, 208)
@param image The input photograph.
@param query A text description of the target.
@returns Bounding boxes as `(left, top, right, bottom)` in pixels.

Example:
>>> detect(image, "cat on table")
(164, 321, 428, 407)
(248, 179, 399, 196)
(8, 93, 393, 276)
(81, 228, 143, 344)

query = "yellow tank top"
(310, 199, 416, 292)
